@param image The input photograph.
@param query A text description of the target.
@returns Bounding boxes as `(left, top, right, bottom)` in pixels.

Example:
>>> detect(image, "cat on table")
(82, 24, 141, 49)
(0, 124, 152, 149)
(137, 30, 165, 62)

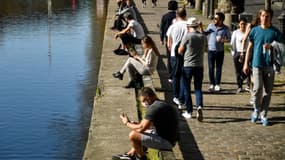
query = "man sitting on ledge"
(112, 87, 179, 160)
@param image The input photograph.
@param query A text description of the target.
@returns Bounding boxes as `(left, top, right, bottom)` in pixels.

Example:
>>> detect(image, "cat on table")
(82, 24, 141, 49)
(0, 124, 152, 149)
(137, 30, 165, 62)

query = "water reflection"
(0, 0, 106, 159)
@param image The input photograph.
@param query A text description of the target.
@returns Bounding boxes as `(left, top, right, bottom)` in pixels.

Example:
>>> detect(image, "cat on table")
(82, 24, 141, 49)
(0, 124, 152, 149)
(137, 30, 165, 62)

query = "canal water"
(0, 0, 106, 159)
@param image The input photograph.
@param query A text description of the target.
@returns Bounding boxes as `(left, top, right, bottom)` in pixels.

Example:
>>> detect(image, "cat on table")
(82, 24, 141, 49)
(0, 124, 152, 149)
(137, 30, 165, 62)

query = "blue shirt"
(249, 25, 283, 68)
(205, 23, 231, 52)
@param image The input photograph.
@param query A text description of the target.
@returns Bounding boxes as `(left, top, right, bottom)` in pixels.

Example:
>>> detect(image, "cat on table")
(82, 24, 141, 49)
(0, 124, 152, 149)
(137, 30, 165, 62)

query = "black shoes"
(113, 72, 123, 80)
(124, 81, 136, 88)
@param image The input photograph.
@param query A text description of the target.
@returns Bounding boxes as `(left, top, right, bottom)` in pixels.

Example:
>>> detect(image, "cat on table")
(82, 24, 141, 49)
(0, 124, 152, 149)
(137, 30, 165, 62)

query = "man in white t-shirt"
(115, 12, 145, 50)
(166, 8, 187, 109)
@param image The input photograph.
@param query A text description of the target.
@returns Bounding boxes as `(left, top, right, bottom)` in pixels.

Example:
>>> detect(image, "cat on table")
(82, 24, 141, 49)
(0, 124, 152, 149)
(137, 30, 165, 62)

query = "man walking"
(178, 17, 207, 120)
(243, 9, 284, 126)
(166, 8, 188, 107)
(160, 0, 178, 77)
(205, 12, 231, 92)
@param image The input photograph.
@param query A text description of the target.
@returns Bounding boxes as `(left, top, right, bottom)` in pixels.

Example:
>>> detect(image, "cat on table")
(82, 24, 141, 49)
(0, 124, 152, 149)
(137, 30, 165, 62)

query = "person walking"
(243, 9, 284, 126)
(112, 87, 179, 160)
(178, 17, 207, 120)
(166, 8, 188, 108)
(205, 12, 231, 92)
(159, 0, 178, 78)
(230, 17, 250, 93)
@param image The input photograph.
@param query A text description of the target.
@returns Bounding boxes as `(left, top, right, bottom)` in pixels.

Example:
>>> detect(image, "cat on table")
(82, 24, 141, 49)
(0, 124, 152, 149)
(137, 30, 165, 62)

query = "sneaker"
(236, 88, 242, 94)
(173, 97, 180, 105)
(208, 84, 214, 91)
(261, 117, 269, 126)
(112, 153, 133, 160)
(182, 111, 192, 119)
(196, 106, 203, 122)
(244, 86, 250, 92)
(214, 85, 221, 92)
(251, 111, 259, 123)
(249, 96, 254, 105)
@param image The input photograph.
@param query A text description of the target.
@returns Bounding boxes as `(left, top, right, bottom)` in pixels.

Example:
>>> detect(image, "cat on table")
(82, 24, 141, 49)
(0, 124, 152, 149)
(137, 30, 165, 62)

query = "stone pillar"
(202, 1, 208, 17)
(278, 12, 285, 37)
(224, 13, 232, 29)
(265, 0, 271, 10)
(195, 0, 203, 11)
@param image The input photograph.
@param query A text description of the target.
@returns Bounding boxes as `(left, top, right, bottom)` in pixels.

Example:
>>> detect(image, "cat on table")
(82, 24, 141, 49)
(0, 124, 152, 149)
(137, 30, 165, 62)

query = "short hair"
(123, 12, 133, 20)
(141, 87, 156, 98)
(168, 0, 178, 11)
(216, 12, 225, 21)
(176, 8, 187, 18)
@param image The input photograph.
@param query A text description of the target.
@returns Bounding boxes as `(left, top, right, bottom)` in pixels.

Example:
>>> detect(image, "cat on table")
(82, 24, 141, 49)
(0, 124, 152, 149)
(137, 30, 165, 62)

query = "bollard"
(278, 11, 285, 38)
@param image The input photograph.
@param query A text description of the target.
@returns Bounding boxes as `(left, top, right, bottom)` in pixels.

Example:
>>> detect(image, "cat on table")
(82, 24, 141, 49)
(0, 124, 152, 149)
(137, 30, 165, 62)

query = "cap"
(186, 17, 199, 27)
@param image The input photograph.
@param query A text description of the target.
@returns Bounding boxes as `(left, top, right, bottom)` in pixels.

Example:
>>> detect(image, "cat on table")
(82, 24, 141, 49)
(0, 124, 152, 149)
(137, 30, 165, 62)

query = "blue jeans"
(183, 66, 204, 113)
(208, 50, 224, 85)
(170, 57, 184, 101)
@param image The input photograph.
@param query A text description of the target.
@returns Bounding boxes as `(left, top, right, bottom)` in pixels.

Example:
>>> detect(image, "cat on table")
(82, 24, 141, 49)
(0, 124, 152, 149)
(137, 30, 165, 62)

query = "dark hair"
(216, 12, 225, 21)
(176, 8, 187, 18)
(123, 12, 133, 20)
(168, 0, 178, 10)
(239, 17, 247, 23)
(141, 87, 157, 98)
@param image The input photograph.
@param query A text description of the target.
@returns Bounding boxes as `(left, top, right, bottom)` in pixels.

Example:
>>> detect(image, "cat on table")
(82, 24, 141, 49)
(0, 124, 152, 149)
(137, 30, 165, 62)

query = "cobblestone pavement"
(83, 0, 285, 160)
(136, 0, 285, 160)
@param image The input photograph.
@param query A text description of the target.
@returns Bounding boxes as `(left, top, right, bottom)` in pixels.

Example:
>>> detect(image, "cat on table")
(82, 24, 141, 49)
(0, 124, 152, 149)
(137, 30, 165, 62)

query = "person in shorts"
(113, 87, 179, 160)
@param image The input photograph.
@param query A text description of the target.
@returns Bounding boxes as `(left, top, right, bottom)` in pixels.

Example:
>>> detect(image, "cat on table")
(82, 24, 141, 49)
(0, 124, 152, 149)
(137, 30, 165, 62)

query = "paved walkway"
(83, 0, 285, 160)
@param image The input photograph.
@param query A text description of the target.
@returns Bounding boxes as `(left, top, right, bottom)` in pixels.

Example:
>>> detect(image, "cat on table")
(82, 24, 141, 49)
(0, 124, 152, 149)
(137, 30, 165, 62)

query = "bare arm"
(120, 114, 152, 133)
(178, 45, 185, 55)
(243, 41, 253, 75)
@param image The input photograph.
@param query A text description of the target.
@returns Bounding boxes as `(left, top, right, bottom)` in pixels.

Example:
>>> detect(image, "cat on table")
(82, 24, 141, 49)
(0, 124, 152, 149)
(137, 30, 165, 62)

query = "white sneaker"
(196, 106, 203, 122)
(214, 85, 221, 91)
(236, 88, 242, 94)
(208, 84, 214, 91)
(182, 111, 192, 119)
(173, 97, 180, 105)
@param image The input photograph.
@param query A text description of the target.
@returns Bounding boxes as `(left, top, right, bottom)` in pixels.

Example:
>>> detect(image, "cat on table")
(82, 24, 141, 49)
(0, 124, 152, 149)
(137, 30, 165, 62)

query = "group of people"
(112, 0, 284, 160)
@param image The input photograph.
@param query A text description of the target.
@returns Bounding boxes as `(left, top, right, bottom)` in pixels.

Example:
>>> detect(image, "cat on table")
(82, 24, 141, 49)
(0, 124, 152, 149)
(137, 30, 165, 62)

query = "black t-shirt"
(144, 100, 179, 145)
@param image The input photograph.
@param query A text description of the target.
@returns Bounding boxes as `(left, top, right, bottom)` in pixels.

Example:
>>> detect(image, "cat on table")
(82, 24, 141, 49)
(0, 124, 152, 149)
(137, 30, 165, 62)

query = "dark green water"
(0, 0, 106, 159)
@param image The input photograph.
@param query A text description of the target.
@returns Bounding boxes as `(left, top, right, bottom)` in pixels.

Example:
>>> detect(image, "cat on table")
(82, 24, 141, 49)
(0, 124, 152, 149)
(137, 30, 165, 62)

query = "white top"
(142, 48, 158, 74)
(166, 20, 188, 57)
(128, 20, 145, 39)
(230, 29, 248, 56)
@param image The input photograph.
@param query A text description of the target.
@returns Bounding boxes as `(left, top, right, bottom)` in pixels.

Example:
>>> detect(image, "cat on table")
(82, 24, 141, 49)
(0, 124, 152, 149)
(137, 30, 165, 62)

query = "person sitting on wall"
(115, 12, 145, 51)
(112, 87, 179, 160)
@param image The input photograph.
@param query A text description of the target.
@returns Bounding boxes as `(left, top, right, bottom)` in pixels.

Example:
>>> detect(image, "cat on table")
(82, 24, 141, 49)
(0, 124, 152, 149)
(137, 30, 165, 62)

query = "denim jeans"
(182, 66, 204, 113)
(208, 50, 224, 85)
(170, 57, 184, 101)
(252, 67, 275, 118)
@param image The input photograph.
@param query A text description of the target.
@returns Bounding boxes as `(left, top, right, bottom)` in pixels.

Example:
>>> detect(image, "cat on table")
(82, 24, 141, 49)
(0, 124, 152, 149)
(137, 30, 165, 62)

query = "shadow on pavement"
(156, 56, 204, 160)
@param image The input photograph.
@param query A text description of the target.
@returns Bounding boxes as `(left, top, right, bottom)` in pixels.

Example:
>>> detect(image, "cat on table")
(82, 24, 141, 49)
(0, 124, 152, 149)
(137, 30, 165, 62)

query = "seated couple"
(112, 87, 179, 160)
(113, 36, 159, 88)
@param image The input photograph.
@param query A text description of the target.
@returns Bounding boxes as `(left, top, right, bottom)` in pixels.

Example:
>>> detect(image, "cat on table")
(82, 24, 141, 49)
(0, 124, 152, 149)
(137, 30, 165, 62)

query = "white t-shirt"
(230, 29, 248, 56)
(128, 20, 145, 39)
(166, 20, 187, 57)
